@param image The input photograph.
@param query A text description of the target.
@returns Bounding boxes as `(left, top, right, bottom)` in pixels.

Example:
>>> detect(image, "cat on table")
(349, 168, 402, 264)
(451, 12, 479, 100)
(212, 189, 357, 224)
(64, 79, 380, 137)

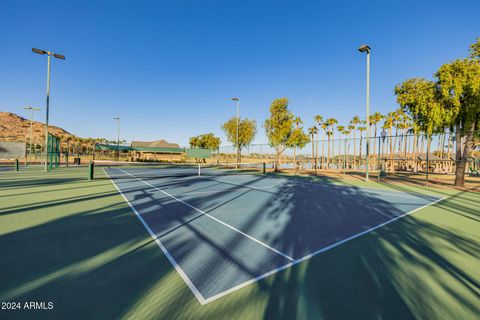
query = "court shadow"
(0, 196, 202, 319)
(255, 180, 479, 319)
(1, 169, 478, 319)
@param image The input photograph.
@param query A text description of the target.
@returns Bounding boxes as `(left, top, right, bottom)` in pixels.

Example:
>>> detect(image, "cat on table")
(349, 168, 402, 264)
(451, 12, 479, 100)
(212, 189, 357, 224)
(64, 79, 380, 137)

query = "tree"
(470, 37, 480, 58)
(189, 136, 199, 148)
(189, 133, 221, 150)
(358, 125, 367, 159)
(314, 115, 323, 169)
(264, 98, 295, 171)
(383, 113, 395, 171)
(337, 125, 345, 169)
(342, 128, 351, 169)
(395, 38, 480, 186)
(222, 117, 257, 162)
(350, 115, 361, 169)
(320, 121, 329, 169)
(391, 109, 402, 158)
(436, 43, 480, 186)
(347, 124, 355, 168)
(308, 126, 318, 174)
(286, 117, 310, 172)
(369, 112, 383, 167)
(325, 118, 338, 169)
(395, 79, 445, 175)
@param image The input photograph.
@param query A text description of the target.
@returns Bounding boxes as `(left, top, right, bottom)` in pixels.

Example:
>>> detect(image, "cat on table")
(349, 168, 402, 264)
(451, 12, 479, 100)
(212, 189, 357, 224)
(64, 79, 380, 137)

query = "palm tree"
(337, 125, 345, 169)
(358, 125, 367, 160)
(347, 125, 355, 169)
(343, 129, 351, 170)
(384, 112, 396, 172)
(404, 122, 412, 158)
(293, 117, 302, 171)
(308, 126, 318, 174)
(446, 128, 453, 171)
(369, 112, 383, 168)
(402, 113, 411, 157)
(326, 130, 333, 169)
(314, 115, 323, 170)
(325, 118, 338, 170)
(350, 115, 361, 169)
(407, 126, 417, 171)
(392, 109, 402, 158)
(396, 120, 407, 160)
(321, 121, 329, 169)
(381, 122, 389, 168)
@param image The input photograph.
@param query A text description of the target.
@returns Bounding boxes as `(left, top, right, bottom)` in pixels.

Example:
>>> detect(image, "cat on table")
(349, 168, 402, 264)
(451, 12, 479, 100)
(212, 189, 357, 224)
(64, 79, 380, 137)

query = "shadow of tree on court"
(108, 170, 477, 319)
(1, 167, 479, 320)
(256, 181, 480, 319)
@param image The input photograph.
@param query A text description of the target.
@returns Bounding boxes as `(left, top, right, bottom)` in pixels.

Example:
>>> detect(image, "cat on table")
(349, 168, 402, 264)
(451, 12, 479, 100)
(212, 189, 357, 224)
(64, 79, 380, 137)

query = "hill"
(0, 111, 74, 144)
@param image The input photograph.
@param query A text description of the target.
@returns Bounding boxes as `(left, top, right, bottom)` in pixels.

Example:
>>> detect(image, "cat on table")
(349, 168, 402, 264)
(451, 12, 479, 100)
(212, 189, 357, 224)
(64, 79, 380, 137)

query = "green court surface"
(0, 166, 479, 319)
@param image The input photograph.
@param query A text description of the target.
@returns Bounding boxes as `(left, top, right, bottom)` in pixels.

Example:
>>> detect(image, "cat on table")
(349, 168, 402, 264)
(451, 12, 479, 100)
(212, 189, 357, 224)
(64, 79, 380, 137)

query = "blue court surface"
(105, 167, 443, 305)
(0, 166, 14, 172)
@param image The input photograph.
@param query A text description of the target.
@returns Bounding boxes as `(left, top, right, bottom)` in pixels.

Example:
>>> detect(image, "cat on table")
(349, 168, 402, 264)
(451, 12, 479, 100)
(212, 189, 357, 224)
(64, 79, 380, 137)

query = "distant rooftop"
(131, 139, 179, 149)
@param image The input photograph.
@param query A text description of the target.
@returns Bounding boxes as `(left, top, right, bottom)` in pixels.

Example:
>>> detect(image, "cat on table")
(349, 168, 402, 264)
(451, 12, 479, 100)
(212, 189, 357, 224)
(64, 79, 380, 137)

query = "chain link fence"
(217, 134, 480, 175)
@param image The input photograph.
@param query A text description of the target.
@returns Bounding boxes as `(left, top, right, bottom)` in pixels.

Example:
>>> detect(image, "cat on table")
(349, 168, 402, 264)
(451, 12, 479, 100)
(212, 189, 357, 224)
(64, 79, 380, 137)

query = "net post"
(15, 159, 19, 171)
(88, 161, 94, 180)
(263, 162, 266, 174)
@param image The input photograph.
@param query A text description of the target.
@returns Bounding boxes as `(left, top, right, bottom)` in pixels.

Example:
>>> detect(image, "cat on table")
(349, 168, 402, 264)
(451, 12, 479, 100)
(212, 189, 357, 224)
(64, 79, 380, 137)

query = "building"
(131, 139, 184, 162)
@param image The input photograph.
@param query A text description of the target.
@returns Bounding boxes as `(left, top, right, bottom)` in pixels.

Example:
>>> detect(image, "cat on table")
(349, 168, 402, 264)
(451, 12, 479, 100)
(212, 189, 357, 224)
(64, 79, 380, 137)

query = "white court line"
(116, 168, 295, 262)
(105, 167, 448, 305)
(110, 170, 199, 179)
(103, 169, 207, 304)
(116, 169, 279, 192)
(202, 194, 449, 304)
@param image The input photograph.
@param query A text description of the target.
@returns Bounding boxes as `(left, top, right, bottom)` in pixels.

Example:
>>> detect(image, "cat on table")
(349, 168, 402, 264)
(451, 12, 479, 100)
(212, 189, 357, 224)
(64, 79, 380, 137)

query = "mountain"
(0, 111, 75, 144)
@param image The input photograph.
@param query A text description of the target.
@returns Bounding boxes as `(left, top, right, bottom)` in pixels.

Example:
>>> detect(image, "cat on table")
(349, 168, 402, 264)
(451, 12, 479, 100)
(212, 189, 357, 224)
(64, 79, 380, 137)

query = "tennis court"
(104, 165, 444, 304)
(1, 165, 479, 319)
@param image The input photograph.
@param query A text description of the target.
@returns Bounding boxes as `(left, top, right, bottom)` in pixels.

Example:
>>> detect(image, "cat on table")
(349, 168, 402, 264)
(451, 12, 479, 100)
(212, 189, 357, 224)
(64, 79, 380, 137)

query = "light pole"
(231, 97, 240, 167)
(23, 106, 41, 164)
(32, 48, 65, 171)
(358, 44, 371, 181)
(114, 117, 120, 161)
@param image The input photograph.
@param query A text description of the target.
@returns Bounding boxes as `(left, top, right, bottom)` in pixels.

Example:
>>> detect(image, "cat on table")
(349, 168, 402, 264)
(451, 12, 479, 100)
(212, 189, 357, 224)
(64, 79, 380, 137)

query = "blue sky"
(0, 0, 478, 146)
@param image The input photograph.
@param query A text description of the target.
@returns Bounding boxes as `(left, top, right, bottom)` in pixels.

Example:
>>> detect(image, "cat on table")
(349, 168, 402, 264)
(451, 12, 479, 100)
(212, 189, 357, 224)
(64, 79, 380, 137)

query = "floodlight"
(31, 46, 65, 171)
(358, 45, 371, 53)
(32, 48, 47, 55)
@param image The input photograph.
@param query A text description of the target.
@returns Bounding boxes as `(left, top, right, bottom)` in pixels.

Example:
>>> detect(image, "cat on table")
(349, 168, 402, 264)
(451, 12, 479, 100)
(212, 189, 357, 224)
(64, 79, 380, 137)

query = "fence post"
(88, 161, 94, 180)
(15, 159, 19, 171)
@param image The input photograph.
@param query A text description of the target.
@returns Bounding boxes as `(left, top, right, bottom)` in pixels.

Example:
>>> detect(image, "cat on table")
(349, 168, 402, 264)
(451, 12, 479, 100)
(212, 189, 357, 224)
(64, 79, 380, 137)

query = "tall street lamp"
(358, 44, 371, 181)
(23, 106, 41, 164)
(231, 97, 240, 167)
(114, 117, 120, 161)
(32, 48, 65, 171)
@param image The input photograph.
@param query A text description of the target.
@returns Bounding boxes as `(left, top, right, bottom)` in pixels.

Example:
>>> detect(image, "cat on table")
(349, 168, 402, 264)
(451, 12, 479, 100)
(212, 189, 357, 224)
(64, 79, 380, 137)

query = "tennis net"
(95, 161, 273, 180)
